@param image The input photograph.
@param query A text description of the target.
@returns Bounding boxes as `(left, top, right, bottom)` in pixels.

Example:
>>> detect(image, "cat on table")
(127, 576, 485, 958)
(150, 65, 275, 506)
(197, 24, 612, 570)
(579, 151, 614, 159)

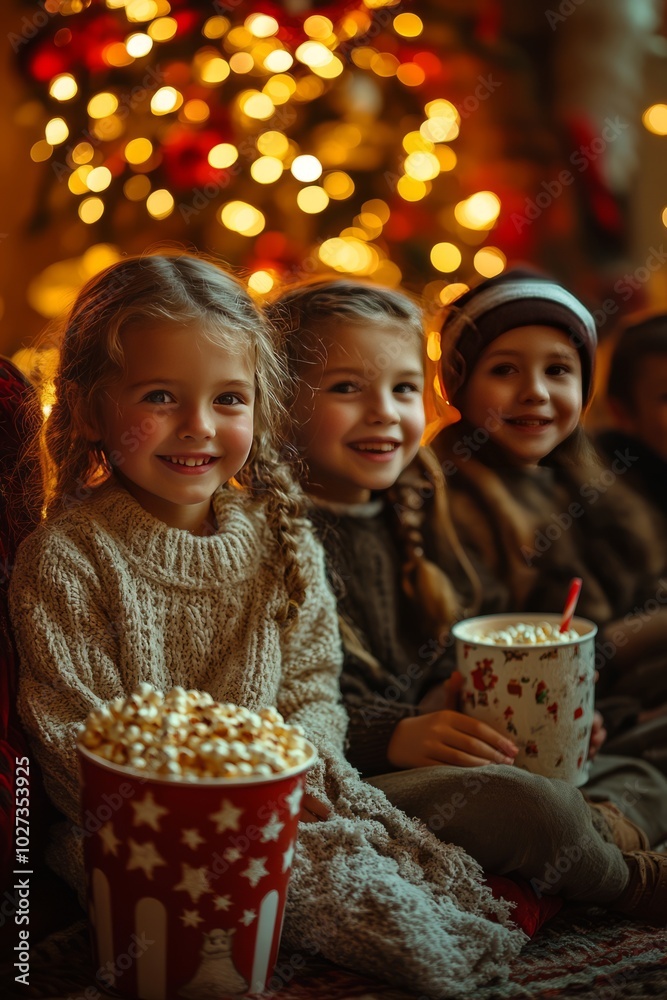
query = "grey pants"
(368, 762, 631, 904)
(584, 753, 667, 848)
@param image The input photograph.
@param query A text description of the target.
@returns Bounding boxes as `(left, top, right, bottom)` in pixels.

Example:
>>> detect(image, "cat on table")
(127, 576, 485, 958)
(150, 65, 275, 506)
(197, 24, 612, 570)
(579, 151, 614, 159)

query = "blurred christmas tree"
(12, 0, 664, 318)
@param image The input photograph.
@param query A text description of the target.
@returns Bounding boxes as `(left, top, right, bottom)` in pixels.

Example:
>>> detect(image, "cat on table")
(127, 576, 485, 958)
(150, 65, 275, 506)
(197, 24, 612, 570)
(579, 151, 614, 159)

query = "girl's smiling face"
(457, 325, 582, 467)
(92, 321, 255, 533)
(291, 321, 426, 504)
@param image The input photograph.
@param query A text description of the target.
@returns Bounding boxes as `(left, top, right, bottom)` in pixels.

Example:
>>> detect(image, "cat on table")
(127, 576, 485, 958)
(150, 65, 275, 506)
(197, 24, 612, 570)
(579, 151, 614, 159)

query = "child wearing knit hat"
(433, 268, 667, 778)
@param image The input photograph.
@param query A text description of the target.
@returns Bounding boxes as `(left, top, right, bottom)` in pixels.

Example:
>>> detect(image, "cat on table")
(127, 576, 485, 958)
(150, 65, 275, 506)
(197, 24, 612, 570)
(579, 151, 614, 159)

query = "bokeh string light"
(16, 0, 512, 309)
(16, 0, 664, 318)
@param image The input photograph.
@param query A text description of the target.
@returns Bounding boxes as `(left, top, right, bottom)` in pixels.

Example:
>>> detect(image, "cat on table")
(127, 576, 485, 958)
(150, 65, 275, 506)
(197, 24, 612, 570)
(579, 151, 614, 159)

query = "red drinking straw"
(559, 577, 583, 633)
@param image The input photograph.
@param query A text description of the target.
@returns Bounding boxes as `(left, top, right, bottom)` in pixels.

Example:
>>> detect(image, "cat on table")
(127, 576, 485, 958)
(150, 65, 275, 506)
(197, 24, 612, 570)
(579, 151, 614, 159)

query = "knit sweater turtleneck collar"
(67, 479, 268, 587)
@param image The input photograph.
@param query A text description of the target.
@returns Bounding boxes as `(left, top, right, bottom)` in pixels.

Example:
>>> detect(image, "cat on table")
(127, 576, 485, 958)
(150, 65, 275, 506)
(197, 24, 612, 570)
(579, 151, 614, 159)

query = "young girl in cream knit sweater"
(9, 252, 532, 997)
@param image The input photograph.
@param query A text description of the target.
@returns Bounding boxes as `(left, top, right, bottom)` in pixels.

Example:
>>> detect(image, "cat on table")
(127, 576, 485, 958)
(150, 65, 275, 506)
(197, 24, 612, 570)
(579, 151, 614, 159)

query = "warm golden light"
(319, 237, 379, 275)
(397, 175, 428, 201)
(263, 75, 295, 104)
(49, 73, 78, 101)
(248, 270, 275, 295)
(151, 87, 182, 114)
(404, 151, 440, 181)
(323, 171, 355, 199)
(312, 55, 343, 79)
(125, 33, 153, 58)
(421, 117, 459, 143)
(250, 155, 283, 183)
(208, 143, 238, 169)
(297, 186, 329, 213)
(124, 137, 153, 164)
(426, 330, 441, 362)
(246, 13, 279, 37)
(240, 91, 275, 120)
(363, 198, 390, 223)
(372, 52, 400, 77)
(430, 242, 462, 272)
(440, 282, 469, 305)
(45, 117, 69, 144)
(219, 201, 265, 236)
(474, 247, 506, 277)
(148, 17, 177, 42)
(291, 154, 323, 182)
(103, 42, 134, 67)
(86, 166, 112, 192)
(199, 56, 231, 84)
(662, 206, 667, 228)
(295, 41, 334, 69)
(229, 52, 254, 74)
(202, 16, 229, 39)
(436, 146, 457, 171)
(393, 12, 423, 36)
(87, 92, 119, 118)
(68, 165, 93, 195)
(397, 63, 426, 87)
(643, 104, 667, 135)
(256, 131, 289, 158)
(454, 191, 501, 229)
(146, 189, 174, 219)
(30, 140, 52, 162)
(304, 15, 333, 39)
(71, 141, 94, 164)
(264, 49, 293, 72)
(403, 130, 434, 153)
(126, 0, 158, 21)
(78, 197, 104, 224)
(182, 99, 210, 123)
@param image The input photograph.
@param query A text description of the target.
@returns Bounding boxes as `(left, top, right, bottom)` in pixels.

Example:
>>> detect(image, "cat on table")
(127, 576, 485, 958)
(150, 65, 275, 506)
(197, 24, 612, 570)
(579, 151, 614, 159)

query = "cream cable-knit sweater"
(9, 481, 526, 996)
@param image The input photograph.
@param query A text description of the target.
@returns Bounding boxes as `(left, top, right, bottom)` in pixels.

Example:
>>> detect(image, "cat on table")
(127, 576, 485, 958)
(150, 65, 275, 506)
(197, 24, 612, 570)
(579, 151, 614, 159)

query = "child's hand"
(417, 669, 465, 714)
(588, 710, 607, 760)
(299, 792, 330, 823)
(387, 710, 518, 769)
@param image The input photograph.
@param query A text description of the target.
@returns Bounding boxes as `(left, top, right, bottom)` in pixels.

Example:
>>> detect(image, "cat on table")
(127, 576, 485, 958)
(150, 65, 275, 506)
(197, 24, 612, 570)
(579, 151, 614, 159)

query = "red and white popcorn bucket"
(452, 613, 597, 786)
(78, 741, 316, 999)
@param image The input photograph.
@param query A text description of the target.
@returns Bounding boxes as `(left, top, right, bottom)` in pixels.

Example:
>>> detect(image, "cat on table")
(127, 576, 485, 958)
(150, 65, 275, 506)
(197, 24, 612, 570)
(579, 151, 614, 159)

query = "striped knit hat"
(439, 268, 598, 405)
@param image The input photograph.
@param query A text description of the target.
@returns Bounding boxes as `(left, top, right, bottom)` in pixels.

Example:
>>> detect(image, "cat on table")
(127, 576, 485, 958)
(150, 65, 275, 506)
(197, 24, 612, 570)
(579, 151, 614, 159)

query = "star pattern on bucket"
(127, 838, 167, 879)
(181, 909, 204, 928)
(131, 791, 169, 831)
(98, 821, 121, 856)
(181, 828, 205, 850)
(282, 842, 295, 873)
(241, 856, 269, 888)
(210, 798, 243, 833)
(260, 812, 284, 842)
(284, 785, 303, 817)
(174, 862, 213, 903)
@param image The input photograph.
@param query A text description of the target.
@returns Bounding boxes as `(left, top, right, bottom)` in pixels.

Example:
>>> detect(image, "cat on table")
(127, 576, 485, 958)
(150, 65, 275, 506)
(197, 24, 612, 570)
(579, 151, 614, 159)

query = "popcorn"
(468, 621, 579, 645)
(79, 685, 312, 780)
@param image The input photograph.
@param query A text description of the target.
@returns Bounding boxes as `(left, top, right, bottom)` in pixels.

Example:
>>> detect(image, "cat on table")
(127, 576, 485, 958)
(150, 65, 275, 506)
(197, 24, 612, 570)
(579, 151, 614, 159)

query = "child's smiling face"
(291, 321, 426, 504)
(92, 321, 255, 533)
(457, 325, 582, 467)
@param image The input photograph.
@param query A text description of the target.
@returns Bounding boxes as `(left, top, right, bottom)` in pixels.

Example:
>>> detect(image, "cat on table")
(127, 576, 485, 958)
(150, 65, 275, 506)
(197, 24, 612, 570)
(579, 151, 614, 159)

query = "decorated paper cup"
(78, 739, 316, 1000)
(451, 613, 597, 786)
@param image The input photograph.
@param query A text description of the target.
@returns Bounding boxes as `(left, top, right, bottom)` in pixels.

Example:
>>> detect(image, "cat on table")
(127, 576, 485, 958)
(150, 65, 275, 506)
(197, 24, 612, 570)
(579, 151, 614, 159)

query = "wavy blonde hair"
(38, 251, 306, 626)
